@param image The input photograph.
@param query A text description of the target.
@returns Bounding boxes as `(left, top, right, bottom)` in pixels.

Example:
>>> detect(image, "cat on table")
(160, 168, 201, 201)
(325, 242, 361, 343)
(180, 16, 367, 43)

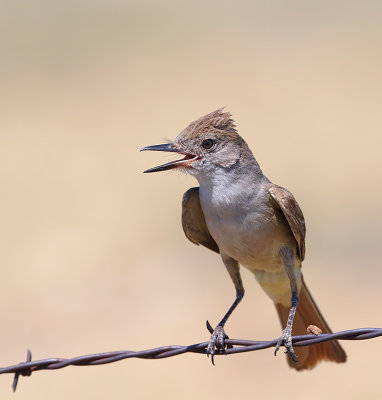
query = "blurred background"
(1, 0, 381, 398)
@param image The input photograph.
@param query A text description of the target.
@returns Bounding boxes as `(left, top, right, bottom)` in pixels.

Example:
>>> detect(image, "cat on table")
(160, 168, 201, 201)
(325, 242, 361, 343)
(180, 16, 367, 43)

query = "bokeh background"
(1, 1, 382, 399)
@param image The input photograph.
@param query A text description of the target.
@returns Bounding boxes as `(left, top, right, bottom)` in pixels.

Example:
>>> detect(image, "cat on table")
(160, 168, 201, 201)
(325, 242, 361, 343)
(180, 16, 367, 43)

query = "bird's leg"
(207, 254, 244, 364)
(275, 246, 299, 362)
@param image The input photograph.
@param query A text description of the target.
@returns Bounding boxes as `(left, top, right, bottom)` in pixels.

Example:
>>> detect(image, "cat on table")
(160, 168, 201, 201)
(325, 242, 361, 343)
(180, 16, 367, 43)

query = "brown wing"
(269, 185, 306, 261)
(182, 187, 219, 253)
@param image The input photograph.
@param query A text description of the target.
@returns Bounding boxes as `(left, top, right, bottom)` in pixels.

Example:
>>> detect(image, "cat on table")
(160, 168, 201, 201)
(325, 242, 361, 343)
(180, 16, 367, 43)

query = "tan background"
(1, 1, 382, 399)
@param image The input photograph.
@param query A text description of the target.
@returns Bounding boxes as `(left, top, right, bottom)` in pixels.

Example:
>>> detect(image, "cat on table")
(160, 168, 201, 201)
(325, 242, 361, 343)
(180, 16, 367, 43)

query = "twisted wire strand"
(1, 327, 381, 392)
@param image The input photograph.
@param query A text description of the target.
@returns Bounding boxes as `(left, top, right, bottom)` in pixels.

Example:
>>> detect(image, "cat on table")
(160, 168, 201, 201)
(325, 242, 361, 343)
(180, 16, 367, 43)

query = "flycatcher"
(141, 109, 346, 370)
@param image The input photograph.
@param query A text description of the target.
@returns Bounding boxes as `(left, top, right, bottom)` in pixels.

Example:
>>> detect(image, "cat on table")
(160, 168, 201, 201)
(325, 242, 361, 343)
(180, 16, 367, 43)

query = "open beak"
(140, 143, 199, 173)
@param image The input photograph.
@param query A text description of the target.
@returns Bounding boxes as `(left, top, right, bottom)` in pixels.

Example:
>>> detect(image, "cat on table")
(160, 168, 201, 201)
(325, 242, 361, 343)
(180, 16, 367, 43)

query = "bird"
(141, 108, 346, 370)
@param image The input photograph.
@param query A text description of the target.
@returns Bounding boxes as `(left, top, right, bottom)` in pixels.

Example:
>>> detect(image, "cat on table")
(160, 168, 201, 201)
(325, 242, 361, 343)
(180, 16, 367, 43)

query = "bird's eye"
(201, 139, 215, 150)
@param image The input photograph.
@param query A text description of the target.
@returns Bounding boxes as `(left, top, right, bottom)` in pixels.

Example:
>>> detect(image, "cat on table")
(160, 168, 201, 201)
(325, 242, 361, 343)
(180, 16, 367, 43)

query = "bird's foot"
(206, 323, 229, 365)
(274, 326, 298, 363)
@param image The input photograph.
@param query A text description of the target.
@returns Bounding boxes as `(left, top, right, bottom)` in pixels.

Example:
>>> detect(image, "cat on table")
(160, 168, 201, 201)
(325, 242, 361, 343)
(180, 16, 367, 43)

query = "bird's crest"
(183, 108, 237, 137)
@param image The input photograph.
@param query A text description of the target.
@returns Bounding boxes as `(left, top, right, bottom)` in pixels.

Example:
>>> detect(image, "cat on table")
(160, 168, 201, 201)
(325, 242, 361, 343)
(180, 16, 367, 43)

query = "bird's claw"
(206, 325, 228, 365)
(274, 327, 298, 363)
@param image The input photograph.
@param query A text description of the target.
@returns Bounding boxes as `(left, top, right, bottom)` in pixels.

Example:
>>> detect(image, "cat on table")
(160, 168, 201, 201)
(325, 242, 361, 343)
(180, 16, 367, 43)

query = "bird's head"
(141, 108, 253, 178)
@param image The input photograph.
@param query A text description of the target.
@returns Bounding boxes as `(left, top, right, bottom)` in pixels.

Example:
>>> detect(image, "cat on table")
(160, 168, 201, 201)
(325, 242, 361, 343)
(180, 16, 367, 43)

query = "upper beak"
(140, 143, 199, 173)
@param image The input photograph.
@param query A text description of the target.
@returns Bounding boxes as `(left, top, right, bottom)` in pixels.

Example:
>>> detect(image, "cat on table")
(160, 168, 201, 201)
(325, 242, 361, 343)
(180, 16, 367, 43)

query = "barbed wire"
(1, 323, 381, 392)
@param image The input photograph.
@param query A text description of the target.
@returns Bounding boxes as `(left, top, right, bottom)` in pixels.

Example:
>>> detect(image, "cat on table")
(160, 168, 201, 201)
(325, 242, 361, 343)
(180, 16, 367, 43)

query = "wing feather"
(182, 187, 219, 253)
(269, 185, 306, 261)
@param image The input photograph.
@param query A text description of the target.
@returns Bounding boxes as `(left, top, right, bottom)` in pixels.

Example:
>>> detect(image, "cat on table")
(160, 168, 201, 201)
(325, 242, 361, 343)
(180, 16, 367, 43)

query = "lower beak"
(140, 143, 199, 173)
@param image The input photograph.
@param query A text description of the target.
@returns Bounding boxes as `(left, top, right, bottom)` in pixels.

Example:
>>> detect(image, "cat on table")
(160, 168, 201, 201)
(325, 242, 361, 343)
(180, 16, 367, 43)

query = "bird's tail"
(275, 276, 346, 370)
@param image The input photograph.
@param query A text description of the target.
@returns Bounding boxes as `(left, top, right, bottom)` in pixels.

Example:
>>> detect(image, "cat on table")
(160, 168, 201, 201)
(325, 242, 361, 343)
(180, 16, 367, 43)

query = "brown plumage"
(269, 185, 306, 261)
(182, 108, 237, 138)
(182, 187, 219, 254)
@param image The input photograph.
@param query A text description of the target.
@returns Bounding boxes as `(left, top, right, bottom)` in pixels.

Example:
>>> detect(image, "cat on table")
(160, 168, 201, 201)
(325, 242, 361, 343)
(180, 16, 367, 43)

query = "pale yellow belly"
(253, 266, 302, 307)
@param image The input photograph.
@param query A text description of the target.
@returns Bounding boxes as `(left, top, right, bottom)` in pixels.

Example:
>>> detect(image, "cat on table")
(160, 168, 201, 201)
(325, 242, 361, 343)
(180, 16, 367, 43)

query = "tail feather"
(275, 276, 346, 370)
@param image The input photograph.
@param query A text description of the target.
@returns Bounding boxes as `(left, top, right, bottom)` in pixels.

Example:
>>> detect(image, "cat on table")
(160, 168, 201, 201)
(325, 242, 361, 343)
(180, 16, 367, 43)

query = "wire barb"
(1, 327, 381, 391)
(12, 349, 32, 392)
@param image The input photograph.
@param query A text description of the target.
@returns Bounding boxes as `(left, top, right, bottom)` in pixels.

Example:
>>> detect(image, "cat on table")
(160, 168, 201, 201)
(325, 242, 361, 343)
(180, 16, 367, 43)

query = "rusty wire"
(1, 324, 381, 392)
